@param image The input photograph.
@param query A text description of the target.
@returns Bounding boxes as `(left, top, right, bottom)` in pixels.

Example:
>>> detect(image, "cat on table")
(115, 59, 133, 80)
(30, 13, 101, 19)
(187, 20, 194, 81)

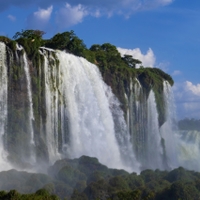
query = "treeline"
(0, 29, 174, 86)
(178, 118, 200, 131)
(0, 156, 200, 200)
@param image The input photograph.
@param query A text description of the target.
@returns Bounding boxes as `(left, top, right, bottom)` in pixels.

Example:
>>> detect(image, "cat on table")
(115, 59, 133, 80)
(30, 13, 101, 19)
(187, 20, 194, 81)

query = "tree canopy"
(122, 54, 142, 68)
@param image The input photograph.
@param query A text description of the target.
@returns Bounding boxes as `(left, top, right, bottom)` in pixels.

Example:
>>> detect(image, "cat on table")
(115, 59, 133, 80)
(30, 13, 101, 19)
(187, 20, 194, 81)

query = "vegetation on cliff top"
(0, 29, 173, 85)
(0, 29, 173, 127)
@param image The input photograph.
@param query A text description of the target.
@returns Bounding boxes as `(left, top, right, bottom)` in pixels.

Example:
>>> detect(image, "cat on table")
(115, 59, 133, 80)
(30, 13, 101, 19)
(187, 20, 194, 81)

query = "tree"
(45, 31, 75, 50)
(13, 29, 45, 40)
(67, 36, 86, 56)
(122, 54, 142, 68)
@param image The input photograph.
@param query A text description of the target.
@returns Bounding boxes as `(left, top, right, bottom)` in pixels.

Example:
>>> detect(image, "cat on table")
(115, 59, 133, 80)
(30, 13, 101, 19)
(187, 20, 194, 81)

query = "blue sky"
(0, 0, 200, 119)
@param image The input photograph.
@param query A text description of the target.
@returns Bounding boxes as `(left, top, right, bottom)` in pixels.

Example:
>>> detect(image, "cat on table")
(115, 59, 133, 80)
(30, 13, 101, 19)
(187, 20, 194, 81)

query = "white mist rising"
(177, 130, 200, 171)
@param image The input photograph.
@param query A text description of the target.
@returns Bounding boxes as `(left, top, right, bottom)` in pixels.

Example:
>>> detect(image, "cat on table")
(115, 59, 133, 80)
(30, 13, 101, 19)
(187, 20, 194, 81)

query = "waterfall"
(16, 45, 36, 163)
(55, 51, 139, 172)
(107, 86, 140, 171)
(127, 81, 174, 170)
(146, 90, 163, 169)
(41, 48, 62, 162)
(2, 42, 199, 173)
(0, 42, 11, 170)
(134, 79, 146, 164)
(160, 81, 179, 169)
(163, 80, 200, 171)
(178, 130, 200, 171)
(37, 49, 139, 172)
(126, 79, 146, 168)
(22, 53, 35, 145)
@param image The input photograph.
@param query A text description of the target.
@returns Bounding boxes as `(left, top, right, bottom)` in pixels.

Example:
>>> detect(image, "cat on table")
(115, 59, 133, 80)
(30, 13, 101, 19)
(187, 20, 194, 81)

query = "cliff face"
(0, 41, 175, 171)
(3, 44, 49, 166)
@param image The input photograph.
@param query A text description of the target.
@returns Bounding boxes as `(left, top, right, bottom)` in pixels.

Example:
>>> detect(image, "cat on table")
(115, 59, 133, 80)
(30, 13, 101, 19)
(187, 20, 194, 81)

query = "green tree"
(67, 36, 86, 56)
(45, 31, 75, 50)
(13, 29, 45, 40)
(13, 29, 45, 58)
(122, 54, 142, 68)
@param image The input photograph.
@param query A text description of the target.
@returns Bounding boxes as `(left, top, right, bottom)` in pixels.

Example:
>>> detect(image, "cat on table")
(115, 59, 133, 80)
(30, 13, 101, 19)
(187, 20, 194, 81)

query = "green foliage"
(165, 167, 194, 183)
(57, 165, 87, 187)
(13, 29, 44, 40)
(90, 43, 126, 70)
(122, 54, 142, 68)
(0, 36, 17, 51)
(0, 189, 59, 200)
(44, 31, 75, 50)
(0, 36, 11, 43)
(116, 189, 142, 200)
(12, 29, 45, 60)
(0, 157, 199, 200)
(45, 30, 87, 57)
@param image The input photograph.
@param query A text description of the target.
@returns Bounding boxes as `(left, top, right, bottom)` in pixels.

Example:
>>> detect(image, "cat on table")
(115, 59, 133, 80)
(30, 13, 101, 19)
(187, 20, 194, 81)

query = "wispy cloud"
(117, 47, 156, 67)
(0, 0, 175, 31)
(27, 6, 53, 29)
(7, 15, 16, 22)
(0, 0, 174, 16)
(172, 70, 181, 76)
(55, 3, 88, 28)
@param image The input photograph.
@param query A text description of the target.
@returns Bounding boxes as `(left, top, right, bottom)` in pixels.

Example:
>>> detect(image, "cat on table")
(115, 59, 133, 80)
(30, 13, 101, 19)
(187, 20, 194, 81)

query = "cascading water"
(40, 48, 62, 163)
(178, 130, 200, 171)
(127, 79, 147, 166)
(1, 42, 199, 174)
(160, 81, 179, 169)
(23, 54, 35, 145)
(146, 90, 164, 169)
(0, 42, 11, 170)
(127, 80, 176, 170)
(133, 79, 147, 164)
(55, 51, 139, 172)
(161, 81, 200, 171)
(107, 86, 140, 171)
(17, 45, 36, 163)
(37, 48, 140, 172)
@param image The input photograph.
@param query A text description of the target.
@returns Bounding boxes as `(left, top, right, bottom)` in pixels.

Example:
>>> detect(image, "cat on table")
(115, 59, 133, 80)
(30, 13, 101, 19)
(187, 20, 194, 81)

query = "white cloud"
(55, 3, 88, 28)
(27, 6, 53, 29)
(172, 70, 181, 76)
(185, 81, 200, 97)
(34, 6, 53, 21)
(0, 0, 174, 17)
(7, 15, 16, 22)
(117, 47, 156, 67)
(157, 0, 173, 6)
(173, 81, 200, 119)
